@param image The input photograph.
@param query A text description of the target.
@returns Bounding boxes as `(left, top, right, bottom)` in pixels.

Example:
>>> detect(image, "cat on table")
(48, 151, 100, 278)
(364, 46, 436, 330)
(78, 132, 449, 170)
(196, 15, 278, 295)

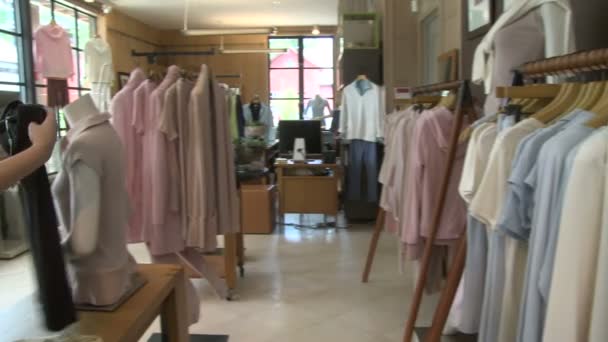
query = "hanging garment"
(448, 122, 497, 334)
(110, 68, 146, 243)
(0, 101, 76, 331)
(146, 65, 184, 256)
(33, 24, 73, 79)
(229, 94, 239, 141)
(52, 113, 137, 306)
(496, 110, 594, 342)
(469, 117, 544, 342)
(47, 79, 69, 108)
(161, 78, 194, 239)
(401, 107, 468, 259)
(236, 95, 245, 138)
(85, 37, 113, 112)
(211, 80, 240, 236)
(116, 73, 154, 243)
(187, 65, 218, 251)
(339, 80, 385, 142)
(242, 102, 274, 142)
(348, 139, 379, 202)
(84, 37, 113, 85)
(590, 130, 608, 340)
(544, 128, 608, 342)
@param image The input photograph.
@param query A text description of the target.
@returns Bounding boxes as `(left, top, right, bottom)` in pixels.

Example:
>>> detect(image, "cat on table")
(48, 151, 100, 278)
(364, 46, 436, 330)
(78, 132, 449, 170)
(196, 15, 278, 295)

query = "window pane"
(0, 85, 23, 111)
(303, 68, 333, 99)
(30, 0, 52, 32)
(270, 99, 300, 125)
(269, 38, 299, 68)
(78, 50, 85, 87)
(0, 33, 22, 84)
(68, 49, 78, 87)
(303, 37, 333, 68)
(54, 3, 76, 47)
(270, 69, 299, 99)
(0, 0, 17, 33)
(77, 13, 94, 50)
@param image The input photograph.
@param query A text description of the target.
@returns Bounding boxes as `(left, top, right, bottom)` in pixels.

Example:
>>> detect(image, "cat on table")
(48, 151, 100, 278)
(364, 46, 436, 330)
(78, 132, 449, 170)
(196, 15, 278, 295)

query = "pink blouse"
(401, 107, 468, 258)
(110, 68, 145, 243)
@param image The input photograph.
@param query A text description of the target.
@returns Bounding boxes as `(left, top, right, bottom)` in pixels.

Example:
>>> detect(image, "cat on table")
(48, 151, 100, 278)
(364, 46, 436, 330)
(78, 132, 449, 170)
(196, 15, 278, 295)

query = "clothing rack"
(131, 49, 215, 64)
(418, 48, 608, 342)
(361, 80, 467, 284)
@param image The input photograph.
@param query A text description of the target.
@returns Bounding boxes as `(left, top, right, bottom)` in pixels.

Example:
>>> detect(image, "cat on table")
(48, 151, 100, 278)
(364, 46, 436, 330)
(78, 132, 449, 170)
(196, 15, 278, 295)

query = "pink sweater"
(34, 24, 74, 79)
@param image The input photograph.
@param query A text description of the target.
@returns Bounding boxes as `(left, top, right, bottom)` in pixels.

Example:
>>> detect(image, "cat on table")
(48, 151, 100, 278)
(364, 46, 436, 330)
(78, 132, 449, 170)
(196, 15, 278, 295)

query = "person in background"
(0, 112, 56, 190)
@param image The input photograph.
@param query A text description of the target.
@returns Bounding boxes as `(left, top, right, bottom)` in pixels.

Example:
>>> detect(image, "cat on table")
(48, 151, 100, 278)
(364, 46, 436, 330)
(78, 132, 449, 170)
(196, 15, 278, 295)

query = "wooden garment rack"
(361, 80, 467, 284)
(417, 48, 608, 342)
(400, 80, 473, 342)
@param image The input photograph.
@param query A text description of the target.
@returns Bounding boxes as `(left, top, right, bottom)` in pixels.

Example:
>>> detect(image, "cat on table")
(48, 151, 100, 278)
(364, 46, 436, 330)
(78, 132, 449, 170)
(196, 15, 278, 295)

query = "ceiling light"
(220, 48, 288, 54)
(102, 4, 112, 13)
(182, 28, 272, 36)
(84, 0, 95, 3)
(312, 25, 320, 35)
(272, 0, 281, 5)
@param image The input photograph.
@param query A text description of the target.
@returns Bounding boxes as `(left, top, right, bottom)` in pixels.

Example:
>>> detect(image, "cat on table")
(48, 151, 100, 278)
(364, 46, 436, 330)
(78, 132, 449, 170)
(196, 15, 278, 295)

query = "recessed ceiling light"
(272, 1, 281, 5)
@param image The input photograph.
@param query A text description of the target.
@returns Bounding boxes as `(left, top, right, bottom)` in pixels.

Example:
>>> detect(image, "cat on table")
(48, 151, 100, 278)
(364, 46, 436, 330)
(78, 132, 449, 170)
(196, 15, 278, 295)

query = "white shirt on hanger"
(339, 79, 385, 142)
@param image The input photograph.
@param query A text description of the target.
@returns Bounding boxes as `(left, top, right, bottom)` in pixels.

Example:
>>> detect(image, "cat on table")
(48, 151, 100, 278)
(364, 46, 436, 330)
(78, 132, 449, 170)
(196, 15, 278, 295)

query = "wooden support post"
(362, 209, 386, 283)
(224, 233, 238, 290)
(425, 233, 467, 342)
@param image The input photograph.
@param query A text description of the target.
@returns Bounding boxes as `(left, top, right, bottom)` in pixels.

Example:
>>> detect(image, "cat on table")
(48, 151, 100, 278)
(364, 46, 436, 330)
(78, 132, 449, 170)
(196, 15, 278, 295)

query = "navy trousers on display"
(347, 139, 379, 202)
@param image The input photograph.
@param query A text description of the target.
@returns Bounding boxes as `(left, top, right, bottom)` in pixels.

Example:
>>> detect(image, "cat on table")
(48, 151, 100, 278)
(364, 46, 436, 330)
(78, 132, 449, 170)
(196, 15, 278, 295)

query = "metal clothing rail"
(131, 49, 215, 64)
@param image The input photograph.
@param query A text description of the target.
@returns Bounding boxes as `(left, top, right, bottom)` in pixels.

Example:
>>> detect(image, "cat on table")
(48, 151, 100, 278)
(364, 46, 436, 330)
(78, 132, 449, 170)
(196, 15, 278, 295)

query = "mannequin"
(243, 94, 275, 142)
(249, 94, 262, 122)
(473, 0, 574, 113)
(305, 94, 332, 120)
(53, 94, 138, 307)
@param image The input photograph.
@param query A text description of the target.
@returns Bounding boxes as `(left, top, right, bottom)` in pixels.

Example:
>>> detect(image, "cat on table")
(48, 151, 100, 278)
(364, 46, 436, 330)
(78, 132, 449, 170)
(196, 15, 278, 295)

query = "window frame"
(268, 36, 335, 120)
(30, 0, 98, 136)
(0, 0, 27, 101)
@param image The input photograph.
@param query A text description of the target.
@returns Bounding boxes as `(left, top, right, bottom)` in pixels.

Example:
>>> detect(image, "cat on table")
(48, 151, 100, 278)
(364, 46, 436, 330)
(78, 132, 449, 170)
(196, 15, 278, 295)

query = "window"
(30, 0, 97, 137)
(0, 0, 26, 105)
(269, 37, 335, 125)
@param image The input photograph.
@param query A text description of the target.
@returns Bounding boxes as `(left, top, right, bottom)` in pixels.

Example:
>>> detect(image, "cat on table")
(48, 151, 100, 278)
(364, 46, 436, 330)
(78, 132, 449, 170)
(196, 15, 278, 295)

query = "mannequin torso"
(53, 94, 136, 306)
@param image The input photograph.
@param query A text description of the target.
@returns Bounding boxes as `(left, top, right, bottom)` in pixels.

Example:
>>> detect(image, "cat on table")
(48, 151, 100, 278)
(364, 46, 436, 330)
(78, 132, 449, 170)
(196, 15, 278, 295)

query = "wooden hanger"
(586, 81, 608, 128)
(531, 83, 583, 124)
(356, 74, 368, 81)
(437, 92, 456, 110)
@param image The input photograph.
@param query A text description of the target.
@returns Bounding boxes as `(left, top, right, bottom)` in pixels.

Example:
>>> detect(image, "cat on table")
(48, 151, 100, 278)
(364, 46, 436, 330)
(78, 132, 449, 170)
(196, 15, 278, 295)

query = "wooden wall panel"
(159, 32, 270, 103)
(99, 11, 163, 75)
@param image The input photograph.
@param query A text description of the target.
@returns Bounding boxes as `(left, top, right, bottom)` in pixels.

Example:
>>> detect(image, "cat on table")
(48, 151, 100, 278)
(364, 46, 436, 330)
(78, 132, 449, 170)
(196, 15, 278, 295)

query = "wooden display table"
(80, 264, 188, 342)
(275, 160, 341, 216)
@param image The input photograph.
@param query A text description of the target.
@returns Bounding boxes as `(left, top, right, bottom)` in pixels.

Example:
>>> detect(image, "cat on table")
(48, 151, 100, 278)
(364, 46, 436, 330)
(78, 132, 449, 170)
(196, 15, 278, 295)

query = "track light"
(102, 4, 112, 14)
(312, 25, 320, 35)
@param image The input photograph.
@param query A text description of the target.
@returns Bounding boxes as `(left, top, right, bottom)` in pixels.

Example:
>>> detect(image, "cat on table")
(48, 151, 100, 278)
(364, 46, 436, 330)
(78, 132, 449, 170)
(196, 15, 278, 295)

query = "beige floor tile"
(0, 214, 451, 342)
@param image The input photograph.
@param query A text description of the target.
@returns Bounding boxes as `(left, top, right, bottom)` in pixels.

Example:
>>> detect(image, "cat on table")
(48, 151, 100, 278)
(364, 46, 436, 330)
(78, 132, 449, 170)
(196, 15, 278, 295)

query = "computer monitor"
(278, 120, 322, 156)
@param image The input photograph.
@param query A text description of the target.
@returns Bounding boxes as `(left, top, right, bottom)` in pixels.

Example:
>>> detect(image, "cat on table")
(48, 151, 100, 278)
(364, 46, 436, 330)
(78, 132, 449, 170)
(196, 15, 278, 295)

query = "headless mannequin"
(60, 95, 100, 255)
(475, 0, 574, 113)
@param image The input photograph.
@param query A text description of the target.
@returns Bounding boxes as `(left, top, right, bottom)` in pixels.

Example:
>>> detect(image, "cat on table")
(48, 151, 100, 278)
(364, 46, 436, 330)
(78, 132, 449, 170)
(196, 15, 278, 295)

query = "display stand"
(420, 49, 608, 342)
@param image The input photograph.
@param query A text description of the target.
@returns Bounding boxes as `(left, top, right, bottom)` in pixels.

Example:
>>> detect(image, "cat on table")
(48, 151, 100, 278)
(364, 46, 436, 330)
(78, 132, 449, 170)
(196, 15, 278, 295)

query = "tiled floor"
(0, 214, 459, 342)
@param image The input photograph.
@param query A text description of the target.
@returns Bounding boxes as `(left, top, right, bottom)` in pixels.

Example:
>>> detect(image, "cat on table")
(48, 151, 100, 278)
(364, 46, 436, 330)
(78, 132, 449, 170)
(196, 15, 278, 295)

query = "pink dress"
(110, 68, 146, 243)
(401, 107, 468, 258)
(142, 66, 184, 256)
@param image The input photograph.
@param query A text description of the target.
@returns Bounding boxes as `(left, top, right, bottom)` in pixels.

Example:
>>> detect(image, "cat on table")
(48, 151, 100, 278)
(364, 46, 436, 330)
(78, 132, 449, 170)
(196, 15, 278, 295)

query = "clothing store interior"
(1, 0, 608, 341)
